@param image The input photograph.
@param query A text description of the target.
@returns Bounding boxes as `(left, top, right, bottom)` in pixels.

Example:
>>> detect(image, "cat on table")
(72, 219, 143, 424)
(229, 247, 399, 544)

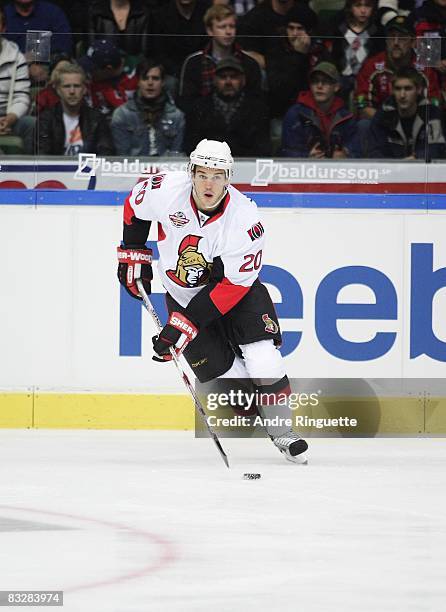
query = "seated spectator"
(111, 59, 184, 156)
(79, 39, 138, 117)
(4, 0, 72, 55)
(265, 4, 319, 119)
(37, 63, 115, 155)
(355, 16, 441, 119)
(151, 0, 209, 79)
(87, 0, 152, 59)
(178, 4, 262, 114)
(184, 56, 271, 155)
(280, 62, 359, 158)
(237, 0, 296, 68)
(0, 5, 34, 154)
(324, 0, 382, 103)
(368, 67, 446, 159)
(34, 53, 72, 115)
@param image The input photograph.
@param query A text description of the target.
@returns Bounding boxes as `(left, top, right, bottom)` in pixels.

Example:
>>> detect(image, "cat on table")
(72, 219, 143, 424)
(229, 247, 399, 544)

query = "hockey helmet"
(188, 139, 234, 180)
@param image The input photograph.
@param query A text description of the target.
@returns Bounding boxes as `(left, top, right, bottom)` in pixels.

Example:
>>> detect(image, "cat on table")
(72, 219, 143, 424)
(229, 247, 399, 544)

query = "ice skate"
(272, 431, 308, 464)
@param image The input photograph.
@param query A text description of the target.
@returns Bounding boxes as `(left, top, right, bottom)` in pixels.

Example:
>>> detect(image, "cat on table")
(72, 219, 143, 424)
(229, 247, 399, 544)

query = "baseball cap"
(385, 16, 415, 35)
(215, 57, 245, 74)
(285, 5, 318, 32)
(310, 62, 340, 83)
(79, 39, 122, 72)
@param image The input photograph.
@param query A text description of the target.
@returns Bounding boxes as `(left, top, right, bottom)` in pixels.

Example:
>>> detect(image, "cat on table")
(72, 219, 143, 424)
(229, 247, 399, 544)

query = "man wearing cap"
(281, 61, 359, 158)
(265, 4, 320, 118)
(184, 56, 271, 156)
(79, 39, 138, 118)
(355, 15, 440, 119)
(178, 4, 262, 115)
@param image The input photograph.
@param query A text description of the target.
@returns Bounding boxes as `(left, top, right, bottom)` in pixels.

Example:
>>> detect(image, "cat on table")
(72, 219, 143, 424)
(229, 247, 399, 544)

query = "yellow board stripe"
(0, 393, 445, 433)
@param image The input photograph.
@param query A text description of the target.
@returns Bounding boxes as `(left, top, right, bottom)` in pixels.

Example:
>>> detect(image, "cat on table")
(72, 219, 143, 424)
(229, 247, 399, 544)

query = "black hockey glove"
(152, 311, 198, 362)
(117, 245, 153, 300)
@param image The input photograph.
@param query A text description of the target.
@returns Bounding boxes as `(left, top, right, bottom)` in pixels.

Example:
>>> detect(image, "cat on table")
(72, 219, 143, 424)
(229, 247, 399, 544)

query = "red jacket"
(355, 50, 441, 111)
(86, 72, 138, 116)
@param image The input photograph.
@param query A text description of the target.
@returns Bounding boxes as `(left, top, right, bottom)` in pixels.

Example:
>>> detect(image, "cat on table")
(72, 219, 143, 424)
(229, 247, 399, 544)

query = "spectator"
(265, 4, 319, 118)
(368, 67, 446, 159)
(355, 15, 441, 119)
(237, 0, 296, 67)
(324, 0, 382, 103)
(151, 0, 209, 79)
(79, 39, 138, 117)
(4, 0, 72, 55)
(178, 4, 262, 114)
(87, 0, 152, 58)
(185, 56, 271, 155)
(34, 52, 72, 115)
(111, 59, 185, 156)
(280, 61, 359, 157)
(37, 63, 115, 155)
(0, 5, 34, 153)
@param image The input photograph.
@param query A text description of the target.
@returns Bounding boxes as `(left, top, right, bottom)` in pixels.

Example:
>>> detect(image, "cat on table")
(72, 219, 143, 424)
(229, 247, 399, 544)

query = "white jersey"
(124, 171, 265, 311)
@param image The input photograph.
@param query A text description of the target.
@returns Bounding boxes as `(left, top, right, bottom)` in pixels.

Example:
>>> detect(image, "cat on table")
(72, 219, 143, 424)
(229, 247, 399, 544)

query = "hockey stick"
(136, 279, 230, 468)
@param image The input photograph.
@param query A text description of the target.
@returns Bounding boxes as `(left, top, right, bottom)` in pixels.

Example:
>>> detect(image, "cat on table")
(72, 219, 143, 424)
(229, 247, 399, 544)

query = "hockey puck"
(243, 473, 261, 480)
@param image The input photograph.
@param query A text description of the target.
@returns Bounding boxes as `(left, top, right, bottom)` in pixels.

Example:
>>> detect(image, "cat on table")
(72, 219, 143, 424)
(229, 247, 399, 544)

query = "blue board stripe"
(0, 189, 445, 209)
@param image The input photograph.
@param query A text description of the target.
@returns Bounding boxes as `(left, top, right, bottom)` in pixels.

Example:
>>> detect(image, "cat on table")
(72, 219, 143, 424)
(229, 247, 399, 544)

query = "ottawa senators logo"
(262, 314, 279, 334)
(248, 221, 264, 241)
(166, 235, 212, 288)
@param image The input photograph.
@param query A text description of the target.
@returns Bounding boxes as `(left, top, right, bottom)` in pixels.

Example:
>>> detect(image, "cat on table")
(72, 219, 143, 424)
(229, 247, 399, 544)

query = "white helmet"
(188, 139, 234, 180)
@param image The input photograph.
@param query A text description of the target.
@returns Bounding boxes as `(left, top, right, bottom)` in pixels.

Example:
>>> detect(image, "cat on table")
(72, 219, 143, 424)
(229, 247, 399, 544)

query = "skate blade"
(284, 451, 309, 465)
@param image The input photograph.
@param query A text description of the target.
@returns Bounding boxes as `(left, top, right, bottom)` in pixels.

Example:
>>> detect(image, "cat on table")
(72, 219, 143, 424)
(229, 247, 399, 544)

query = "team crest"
(169, 211, 190, 227)
(262, 314, 279, 334)
(248, 221, 264, 241)
(166, 235, 212, 288)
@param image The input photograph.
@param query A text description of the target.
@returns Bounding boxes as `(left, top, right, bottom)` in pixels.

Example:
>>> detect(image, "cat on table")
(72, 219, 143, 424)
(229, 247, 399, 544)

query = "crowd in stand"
(1, 0, 446, 159)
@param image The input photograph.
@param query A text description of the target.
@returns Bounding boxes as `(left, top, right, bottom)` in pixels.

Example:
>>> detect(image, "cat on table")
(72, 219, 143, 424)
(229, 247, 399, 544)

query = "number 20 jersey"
(123, 171, 265, 313)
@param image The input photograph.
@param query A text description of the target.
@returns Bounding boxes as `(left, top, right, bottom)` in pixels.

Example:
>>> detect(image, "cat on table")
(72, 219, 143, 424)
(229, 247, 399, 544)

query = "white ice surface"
(0, 431, 445, 612)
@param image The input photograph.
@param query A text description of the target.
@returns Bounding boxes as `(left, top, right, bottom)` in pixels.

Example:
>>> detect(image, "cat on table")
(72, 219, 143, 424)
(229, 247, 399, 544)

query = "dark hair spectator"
(87, 0, 152, 59)
(355, 16, 441, 119)
(237, 0, 297, 68)
(78, 39, 138, 117)
(185, 56, 271, 155)
(323, 0, 383, 103)
(178, 4, 262, 114)
(0, 5, 34, 154)
(111, 59, 185, 155)
(37, 63, 115, 155)
(367, 66, 446, 159)
(151, 0, 209, 79)
(3, 0, 72, 55)
(281, 62, 360, 157)
(265, 4, 320, 119)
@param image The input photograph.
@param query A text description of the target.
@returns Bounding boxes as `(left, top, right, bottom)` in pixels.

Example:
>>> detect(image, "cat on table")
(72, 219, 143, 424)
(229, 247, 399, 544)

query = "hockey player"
(117, 139, 308, 463)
